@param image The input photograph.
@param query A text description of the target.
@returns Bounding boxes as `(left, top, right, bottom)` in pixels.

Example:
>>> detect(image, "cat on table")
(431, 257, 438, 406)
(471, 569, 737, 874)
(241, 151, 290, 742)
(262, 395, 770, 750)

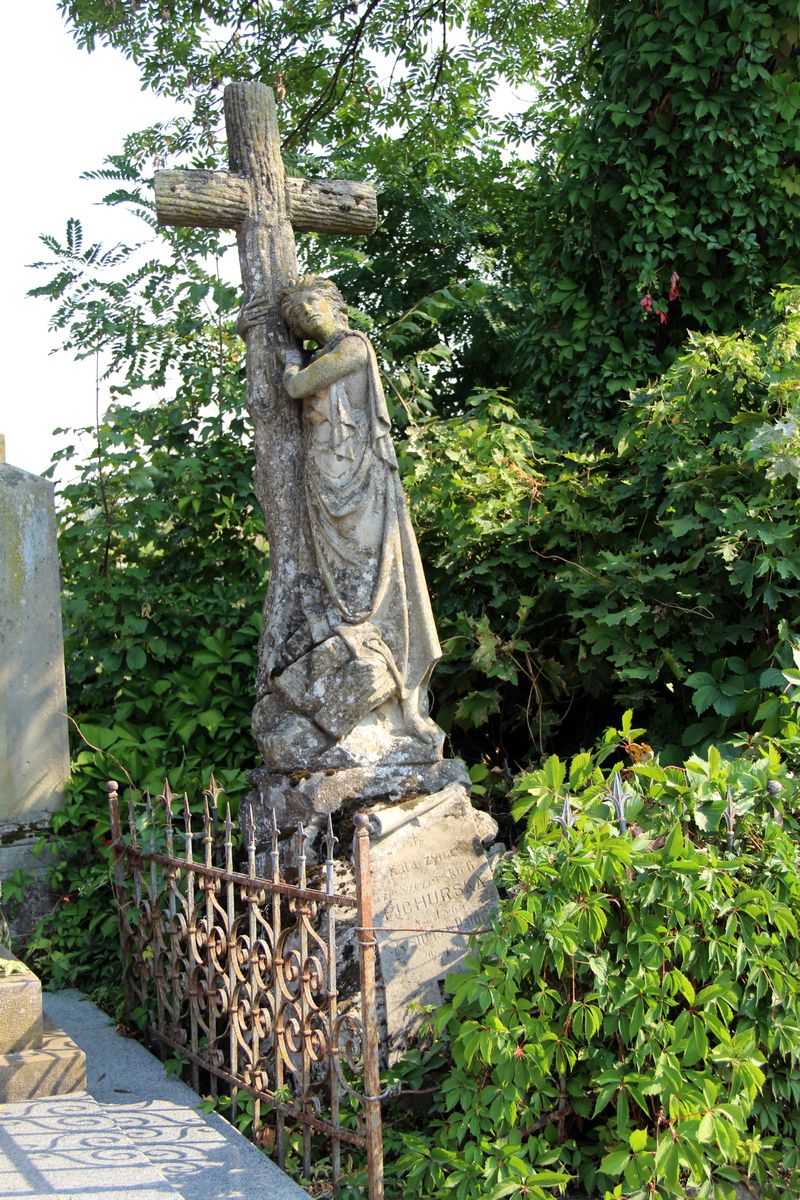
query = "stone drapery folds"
(251, 276, 444, 772)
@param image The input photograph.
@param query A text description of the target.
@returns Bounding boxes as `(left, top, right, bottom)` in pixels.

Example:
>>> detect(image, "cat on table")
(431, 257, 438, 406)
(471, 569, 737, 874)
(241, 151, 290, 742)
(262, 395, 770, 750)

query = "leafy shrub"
(26, 751, 120, 1005)
(516, 0, 800, 433)
(53, 388, 264, 797)
(29, 384, 262, 998)
(391, 712, 800, 1200)
(406, 287, 800, 762)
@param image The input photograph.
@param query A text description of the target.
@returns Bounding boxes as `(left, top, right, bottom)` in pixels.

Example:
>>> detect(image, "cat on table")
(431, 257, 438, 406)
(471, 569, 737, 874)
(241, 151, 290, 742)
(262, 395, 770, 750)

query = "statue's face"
(292, 289, 343, 343)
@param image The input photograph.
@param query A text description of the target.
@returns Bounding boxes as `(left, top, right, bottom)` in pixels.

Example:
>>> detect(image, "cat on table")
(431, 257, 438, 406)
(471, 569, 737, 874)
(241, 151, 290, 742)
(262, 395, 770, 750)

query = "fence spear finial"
(183, 793, 193, 862)
(723, 786, 737, 851)
(606, 772, 628, 833)
(324, 812, 338, 860)
(552, 793, 575, 837)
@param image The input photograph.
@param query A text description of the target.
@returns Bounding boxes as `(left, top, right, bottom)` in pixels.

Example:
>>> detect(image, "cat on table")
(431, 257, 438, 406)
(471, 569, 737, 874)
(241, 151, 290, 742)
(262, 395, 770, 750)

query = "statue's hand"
(236, 294, 270, 336)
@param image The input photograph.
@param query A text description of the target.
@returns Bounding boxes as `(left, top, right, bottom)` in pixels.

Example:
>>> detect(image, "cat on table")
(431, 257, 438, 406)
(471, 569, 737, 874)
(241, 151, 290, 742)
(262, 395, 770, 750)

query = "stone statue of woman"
(250, 276, 444, 771)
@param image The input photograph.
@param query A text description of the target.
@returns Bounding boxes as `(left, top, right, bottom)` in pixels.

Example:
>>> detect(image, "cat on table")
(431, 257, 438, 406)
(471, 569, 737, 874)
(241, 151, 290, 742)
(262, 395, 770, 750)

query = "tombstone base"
(246, 756, 469, 842)
(366, 784, 500, 1061)
(242, 773, 499, 1065)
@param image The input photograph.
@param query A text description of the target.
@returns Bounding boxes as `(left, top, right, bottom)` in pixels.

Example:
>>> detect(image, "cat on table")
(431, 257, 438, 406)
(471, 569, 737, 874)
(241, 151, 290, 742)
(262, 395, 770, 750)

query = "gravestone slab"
(0, 450, 70, 936)
(367, 785, 500, 1059)
(0, 458, 69, 822)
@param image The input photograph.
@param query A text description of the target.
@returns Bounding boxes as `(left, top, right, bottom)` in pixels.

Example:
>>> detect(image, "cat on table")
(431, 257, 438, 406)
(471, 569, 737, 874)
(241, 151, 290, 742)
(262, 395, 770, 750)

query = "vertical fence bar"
(224, 802, 239, 1124)
(245, 808, 263, 1146)
(325, 815, 341, 1194)
(107, 781, 136, 1018)
(145, 789, 166, 1045)
(203, 796, 219, 1099)
(269, 807, 285, 1167)
(127, 790, 148, 1015)
(127, 791, 141, 906)
(296, 823, 312, 1180)
(184, 794, 200, 1093)
(162, 784, 180, 1047)
(352, 814, 385, 1200)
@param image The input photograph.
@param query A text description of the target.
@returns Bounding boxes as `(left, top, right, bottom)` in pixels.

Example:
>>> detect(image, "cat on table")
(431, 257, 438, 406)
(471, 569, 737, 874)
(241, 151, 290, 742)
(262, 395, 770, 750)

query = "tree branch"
(283, 0, 384, 149)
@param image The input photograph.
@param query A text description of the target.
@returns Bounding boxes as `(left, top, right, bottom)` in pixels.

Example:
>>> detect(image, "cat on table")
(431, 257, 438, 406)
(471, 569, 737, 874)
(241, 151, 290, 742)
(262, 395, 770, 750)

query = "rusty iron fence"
(106, 779, 384, 1199)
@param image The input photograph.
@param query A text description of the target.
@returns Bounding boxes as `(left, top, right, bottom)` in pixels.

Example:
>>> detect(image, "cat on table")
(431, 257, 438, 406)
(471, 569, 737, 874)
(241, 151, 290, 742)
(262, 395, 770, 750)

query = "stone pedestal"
(0, 454, 70, 938)
(247, 757, 470, 844)
(0, 948, 85, 1101)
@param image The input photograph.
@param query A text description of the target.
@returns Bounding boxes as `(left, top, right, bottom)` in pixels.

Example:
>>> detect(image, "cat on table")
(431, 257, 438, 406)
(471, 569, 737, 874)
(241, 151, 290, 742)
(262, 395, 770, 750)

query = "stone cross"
(154, 82, 377, 688)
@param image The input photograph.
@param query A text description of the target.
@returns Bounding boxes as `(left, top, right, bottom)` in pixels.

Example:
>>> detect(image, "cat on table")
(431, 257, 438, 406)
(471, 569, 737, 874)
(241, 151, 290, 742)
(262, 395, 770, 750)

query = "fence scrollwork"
(107, 777, 384, 1199)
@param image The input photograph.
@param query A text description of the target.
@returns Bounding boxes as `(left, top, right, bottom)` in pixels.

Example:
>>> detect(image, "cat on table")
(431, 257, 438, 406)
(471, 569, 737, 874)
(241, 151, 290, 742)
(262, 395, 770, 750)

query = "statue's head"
(280, 275, 348, 339)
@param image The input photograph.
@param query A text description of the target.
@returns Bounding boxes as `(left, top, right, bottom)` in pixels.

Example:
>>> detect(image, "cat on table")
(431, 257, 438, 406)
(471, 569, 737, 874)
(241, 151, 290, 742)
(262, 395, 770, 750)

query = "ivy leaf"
(599, 1149, 631, 1175)
(697, 1111, 715, 1143)
(629, 1127, 648, 1152)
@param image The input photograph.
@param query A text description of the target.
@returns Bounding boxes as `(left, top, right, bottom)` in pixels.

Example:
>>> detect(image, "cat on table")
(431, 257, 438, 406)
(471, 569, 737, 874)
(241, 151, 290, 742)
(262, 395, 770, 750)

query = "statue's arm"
(283, 335, 368, 399)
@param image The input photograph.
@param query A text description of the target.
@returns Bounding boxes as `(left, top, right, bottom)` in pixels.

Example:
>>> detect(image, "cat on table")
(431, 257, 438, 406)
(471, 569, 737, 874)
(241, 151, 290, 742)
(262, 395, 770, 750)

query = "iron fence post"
(353, 813, 385, 1200)
(107, 780, 136, 1017)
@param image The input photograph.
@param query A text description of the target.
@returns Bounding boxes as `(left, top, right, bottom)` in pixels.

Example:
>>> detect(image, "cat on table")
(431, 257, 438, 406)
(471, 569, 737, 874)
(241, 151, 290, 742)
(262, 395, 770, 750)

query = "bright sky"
(1, 0, 185, 478)
(1, 3, 534, 481)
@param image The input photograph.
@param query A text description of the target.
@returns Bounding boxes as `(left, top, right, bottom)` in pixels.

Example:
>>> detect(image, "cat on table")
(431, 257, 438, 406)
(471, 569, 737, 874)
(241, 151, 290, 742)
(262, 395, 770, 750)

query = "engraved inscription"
(368, 787, 499, 1059)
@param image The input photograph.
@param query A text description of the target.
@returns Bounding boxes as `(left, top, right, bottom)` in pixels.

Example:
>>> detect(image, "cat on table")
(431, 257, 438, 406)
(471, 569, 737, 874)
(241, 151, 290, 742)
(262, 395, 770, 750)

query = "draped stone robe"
(252, 324, 444, 772)
(301, 329, 441, 700)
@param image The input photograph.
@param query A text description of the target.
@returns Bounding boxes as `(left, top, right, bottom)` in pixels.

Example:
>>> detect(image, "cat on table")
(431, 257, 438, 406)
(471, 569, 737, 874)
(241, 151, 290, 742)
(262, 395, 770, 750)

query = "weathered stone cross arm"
(153, 84, 376, 241)
(156, 169, 376, 236)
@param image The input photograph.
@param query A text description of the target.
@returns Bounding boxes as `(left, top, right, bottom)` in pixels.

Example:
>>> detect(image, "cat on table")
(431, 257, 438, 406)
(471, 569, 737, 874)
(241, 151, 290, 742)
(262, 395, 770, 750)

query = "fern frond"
(81, 157, 140, 183)
(101, 188, 150, 208)
(65, 218, 83, 256)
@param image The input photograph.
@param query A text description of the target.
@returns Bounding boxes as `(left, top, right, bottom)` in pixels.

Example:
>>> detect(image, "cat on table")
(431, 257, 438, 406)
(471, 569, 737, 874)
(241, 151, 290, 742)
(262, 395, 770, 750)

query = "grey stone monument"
(0, 438, 70, 937)
(154, 83, 468, 820)
(154, 84, 497, 1050)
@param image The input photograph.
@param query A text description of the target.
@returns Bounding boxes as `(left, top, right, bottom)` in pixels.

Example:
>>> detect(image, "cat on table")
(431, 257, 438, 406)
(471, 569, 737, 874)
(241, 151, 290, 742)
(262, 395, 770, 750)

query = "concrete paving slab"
(42, 991, 310, 1200)
(0, 1092, 182, 1200)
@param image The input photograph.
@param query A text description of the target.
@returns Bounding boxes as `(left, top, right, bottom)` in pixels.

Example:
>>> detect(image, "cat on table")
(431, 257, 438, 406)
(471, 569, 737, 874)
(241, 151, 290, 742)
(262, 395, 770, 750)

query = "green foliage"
(33, 3, 800, 764)
(28, 364, 265, 997)
(54, 0, 584, 419)
(53, 3, 800, 440)
(517, 0, 800, 432)
(32, 14, 800, 1152)
(390, 715, 800, 1200)
(26, 762, 121, 1005)
(58, 0, 582, 161)
(406, 287, 800, 759)
(53, 386, 265, 795)
(30, 187, 239, 397)
(0, 870, 35, 913)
